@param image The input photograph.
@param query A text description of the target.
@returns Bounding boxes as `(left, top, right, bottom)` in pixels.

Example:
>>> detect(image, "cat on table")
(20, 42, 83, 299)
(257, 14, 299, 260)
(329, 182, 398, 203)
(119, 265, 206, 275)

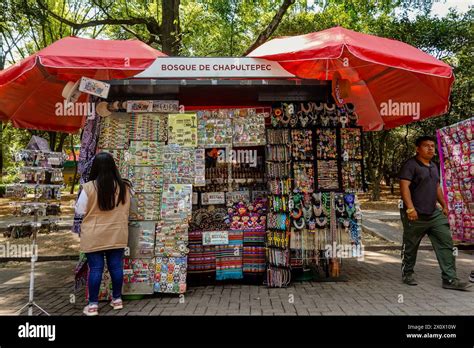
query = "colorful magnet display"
(98, 113, 130, 149)
(154, 256, 187, 294)
(168, 113, 198, 147)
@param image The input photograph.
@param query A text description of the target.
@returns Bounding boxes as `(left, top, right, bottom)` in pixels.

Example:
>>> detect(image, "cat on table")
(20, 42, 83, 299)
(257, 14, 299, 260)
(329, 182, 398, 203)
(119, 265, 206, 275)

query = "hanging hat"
(110, 101, 120, 111)
(62, 80, 82, 104)
(96, 101, 112, 117)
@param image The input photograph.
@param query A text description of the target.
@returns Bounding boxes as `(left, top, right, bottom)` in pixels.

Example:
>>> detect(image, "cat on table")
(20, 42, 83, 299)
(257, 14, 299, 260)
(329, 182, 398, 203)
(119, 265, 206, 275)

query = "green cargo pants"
(400, 208, 457, 282)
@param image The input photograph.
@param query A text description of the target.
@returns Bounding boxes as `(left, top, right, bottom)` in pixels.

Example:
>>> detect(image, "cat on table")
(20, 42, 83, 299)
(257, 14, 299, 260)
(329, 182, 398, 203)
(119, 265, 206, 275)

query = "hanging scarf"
(71, 97, 101, 235)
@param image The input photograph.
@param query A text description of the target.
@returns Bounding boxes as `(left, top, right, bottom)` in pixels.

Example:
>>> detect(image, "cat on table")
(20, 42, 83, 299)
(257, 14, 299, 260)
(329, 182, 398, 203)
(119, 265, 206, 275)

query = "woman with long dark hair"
(75, 152, 131, 316)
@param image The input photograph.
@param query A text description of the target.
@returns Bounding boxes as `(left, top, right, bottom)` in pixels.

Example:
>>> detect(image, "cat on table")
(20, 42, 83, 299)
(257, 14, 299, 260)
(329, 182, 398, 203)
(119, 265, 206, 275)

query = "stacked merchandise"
(437, 118, 474, 242)
(266, 128, 292, 287)
(187, 208, 228, 283)
(5, 149, 66, 238)
(95, 112, 167, 297)
(156, 183, 193, 293)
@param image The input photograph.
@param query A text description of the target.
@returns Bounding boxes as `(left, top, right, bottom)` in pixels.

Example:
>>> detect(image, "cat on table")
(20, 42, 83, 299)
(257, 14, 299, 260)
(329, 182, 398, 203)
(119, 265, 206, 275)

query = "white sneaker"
(83, 304, 99, 316)
(110, 298, 123, 310)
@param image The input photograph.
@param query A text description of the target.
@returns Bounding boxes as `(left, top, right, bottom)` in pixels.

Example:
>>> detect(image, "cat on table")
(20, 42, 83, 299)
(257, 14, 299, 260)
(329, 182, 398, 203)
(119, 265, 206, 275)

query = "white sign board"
(79, 77, 110, 99)
(201, 192, 226, 205)
(202, 231, 229, 246)
(135, 58, 295, 78)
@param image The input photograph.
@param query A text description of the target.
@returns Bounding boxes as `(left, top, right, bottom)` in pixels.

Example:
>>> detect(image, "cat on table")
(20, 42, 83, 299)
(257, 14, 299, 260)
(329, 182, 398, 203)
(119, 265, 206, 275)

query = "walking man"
(399, 136, 471, 290)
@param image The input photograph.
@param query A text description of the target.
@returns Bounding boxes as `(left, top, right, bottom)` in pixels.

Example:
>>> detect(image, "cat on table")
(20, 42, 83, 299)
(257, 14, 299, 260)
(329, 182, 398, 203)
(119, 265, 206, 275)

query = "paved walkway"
(362, 209, 432, 245)
(0, 250, 472, 316)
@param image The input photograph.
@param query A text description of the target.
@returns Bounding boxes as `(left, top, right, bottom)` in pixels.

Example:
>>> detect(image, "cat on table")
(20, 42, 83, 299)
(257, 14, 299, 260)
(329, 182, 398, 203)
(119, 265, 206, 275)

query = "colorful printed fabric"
(72, 98, 101, 235)
(187, 230, 216, 273)
(437, 117, 474, 242)
(243, 246, 266, 273)
(215, 230, 243, 280)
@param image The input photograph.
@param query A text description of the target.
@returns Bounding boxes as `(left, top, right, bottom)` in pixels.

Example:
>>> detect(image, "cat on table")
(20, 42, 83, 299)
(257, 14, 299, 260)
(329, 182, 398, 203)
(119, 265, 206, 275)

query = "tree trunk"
(70, 133, 78, 194)
(55, 132, 67, 152)
(161, 0, 181, 55)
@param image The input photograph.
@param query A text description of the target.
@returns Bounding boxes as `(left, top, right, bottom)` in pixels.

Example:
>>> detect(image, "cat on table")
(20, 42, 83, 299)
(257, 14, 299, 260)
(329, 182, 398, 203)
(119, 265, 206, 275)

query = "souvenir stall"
(437, 117, 474, 242)
(75, 56, 366, 294)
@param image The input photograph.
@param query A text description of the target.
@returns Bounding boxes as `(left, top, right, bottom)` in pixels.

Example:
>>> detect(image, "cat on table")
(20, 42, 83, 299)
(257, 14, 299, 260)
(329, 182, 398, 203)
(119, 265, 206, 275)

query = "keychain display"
(291, 129, 314, 160)
(317, 160, 340, 190)
(266, 144, 290, 162)
(233, 110, 266, 146)
(19, 167, 63, 185)
(316, 128, 338, 159)
(266, 128, 289, 145)
(122, 258, 155, 295)
(15, 150, 68, 168)
(154, 256, 187, 294)
(293, 162, 314, 193)
(266, 161, 291, 178)
(341, 128, 362, 160)
(129, 113, 168, 142)
(98, 113, 130, 149)
(342, 161, 363, 192)
(162, 145, 195, 184)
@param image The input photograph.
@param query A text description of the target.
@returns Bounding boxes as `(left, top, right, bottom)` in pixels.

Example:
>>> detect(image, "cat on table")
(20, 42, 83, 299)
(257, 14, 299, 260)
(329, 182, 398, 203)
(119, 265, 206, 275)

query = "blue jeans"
(86, 248, 124, 304)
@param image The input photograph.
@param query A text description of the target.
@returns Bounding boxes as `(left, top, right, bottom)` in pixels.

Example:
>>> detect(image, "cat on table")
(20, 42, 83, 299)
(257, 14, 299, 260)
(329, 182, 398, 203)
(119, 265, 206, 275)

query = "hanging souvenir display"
(160, 184, 193, 221)
(7, 146, 64, 239)
(168, 113, 197, 147)
(162, 145, 195, 184)
(293, 162, 315, 193)
(233, 109, 266, 146)
(341, 128, 362, 160)
(316, 128, 338, 159)
(342, 161, 363, 192)
(437, 118, 474, 242)
(291, 129, 314, 160)
(266, 129, 289, 145)
(130, 193, 162, 221)
(197, 110, 233, 147)
(122, 258, 155, 295)
(194, 149, 206, 186)
(126, 141, 163, 166)
(127, 221, 158, 257)
(129, 113, 168, 142)
(154, 223, 189, 257)
(154, 256, 187, 294)
(98, 113, 130, 149)
(317, 160, 340, 190)
(127, 166, 163, 193)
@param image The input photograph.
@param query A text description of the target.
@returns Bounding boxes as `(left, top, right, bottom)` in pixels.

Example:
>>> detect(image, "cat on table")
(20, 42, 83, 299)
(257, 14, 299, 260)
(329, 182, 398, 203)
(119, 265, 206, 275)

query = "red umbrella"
(0, 37, 166, 133)
(248, 26, 454, 131)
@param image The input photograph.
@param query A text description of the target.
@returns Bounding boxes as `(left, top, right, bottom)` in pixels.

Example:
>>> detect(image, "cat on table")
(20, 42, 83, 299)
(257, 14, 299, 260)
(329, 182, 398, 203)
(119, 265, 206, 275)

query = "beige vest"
(80, 181, 130, 253)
